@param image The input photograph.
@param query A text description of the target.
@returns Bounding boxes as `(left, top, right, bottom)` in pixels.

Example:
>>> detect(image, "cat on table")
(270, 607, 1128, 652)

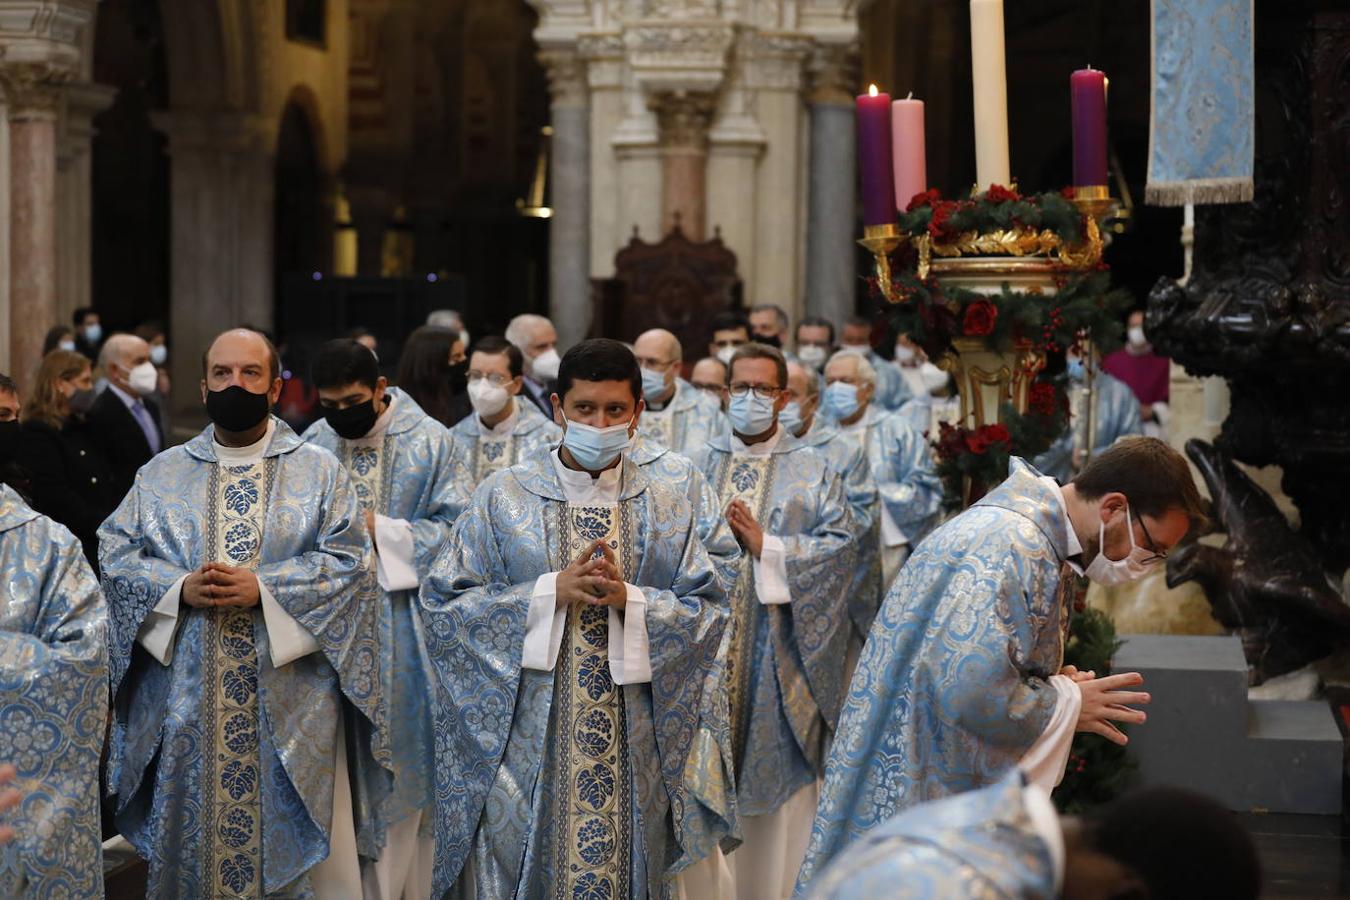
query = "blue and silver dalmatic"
(100, 419, 390, 898)
(447, 398, 562, 514)
(0, 484, 108, 897)
(798, 458, 1073, 887)
(420, 447, 734, 899)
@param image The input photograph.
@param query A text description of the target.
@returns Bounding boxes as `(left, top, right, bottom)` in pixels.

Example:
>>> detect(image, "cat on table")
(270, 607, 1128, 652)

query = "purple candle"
(1070, 67, 1108, 187)
(857, 84, 896, 226)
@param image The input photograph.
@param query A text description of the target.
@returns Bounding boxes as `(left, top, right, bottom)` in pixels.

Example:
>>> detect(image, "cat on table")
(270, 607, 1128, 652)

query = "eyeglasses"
(1135, 513, 1167, 566)
(728, 383, 781, 401)
(467, 372, 511, 386)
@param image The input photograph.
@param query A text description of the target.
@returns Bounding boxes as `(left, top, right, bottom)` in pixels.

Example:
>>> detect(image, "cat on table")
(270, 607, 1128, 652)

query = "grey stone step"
(1113, 634, 1342, 815)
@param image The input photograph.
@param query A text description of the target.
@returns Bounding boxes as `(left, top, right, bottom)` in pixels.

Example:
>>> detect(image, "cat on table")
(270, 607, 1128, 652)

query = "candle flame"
(868, 84, 878, 97)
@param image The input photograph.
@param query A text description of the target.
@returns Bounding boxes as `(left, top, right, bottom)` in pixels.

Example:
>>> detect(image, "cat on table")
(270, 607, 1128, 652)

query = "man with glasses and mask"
(695, 343, 861, 900)
(100, 328, 389, 899)
(633, 328, 721, 454)
(798, 436, 1207, 890)
(447, 335, 561, 517)
(419, 338, 734, 899)
(303, 338, 466, 898)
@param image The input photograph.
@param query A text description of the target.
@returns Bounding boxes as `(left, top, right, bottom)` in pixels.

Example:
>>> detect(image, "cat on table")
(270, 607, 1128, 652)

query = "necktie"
(132, 401, 161, 454)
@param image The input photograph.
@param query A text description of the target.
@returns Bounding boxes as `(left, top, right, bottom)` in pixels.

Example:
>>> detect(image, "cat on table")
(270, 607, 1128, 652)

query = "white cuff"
(260, 582, 322, 667)
(137, 575, 188, 665)
(374, 515, 419, 592)
(752, 535, 792, 605)
(522, 572, 568, 672)
(879, 504, 909, 548)
(1017, 675, 1083, 791)
(607, 584, 651, 685)
(1151, 401, 1171, 426)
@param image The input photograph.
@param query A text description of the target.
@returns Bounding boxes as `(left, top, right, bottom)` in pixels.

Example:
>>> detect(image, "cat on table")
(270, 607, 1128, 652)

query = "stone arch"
(157, 0, 264, 112)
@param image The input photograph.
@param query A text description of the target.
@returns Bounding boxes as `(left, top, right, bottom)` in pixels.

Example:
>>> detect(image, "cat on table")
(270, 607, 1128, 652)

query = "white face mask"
(840, 343, 871, 354)
(1128, 325, 1147, 347)
(1083, 507, 1155, 586)
(715, 345, 737, 366)
(58, 339, 77, 353)
(128, 361, 159, 396)
(468, 379, 510, 418)
(530, 347, 561, 382)
(149, 344, 168, 366)
(798, 345, 828, 369)
(895, 344, 917, 364)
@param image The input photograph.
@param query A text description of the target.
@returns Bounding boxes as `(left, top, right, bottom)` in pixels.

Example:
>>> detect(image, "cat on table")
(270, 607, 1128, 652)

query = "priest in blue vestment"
(0, 483, 107, 897)
(797, 438, 1207, 889)
(805, 769, 1261, 900)
(696, 343, 863, 900)
(100, 329, 389, 899)
(420, 338, 734, 899)
(304, 338, 465, 899)
(447, 336, 562, 518)
(633, 328, 725, 454)
(1035, 353, 1144, 481)
(838, 318, 914, 412)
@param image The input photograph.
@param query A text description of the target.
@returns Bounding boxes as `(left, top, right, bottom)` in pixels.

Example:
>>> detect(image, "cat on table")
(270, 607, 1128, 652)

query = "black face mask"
(755, 333, 782, 349)
(0, 420, 18, 462)
(447, 361, 468, 396)
(324, 399, 380, 441)
(67, 388, 96, 416)
(206, 385, 272, 433)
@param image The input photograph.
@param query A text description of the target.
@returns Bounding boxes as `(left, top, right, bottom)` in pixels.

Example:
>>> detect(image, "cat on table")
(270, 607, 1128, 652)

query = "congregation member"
(698, 343, 860, 900)
(419, 338, 733, 898)
(838, 317, 912, 412)
(0, 376, 28, 498)
(1102, 309, 1171, 440)
(689, 356, 728, 396)
(448, 335, 561, 514)
(427, 308, 471, 346)
(782, 360, 877, 672)
(798, 438, 1206, 886)
(100, 328, 388, 898)
(134, 321, 175, 428)
(19, 350, 119, 567)
(1036, 349, 1144, 481)
(0, 447, 108, 897)
(42, 325, 77, 356)
(505, 313, 561, 418)
(72, 307, 103, 361)
(822, 350, 942, 589)
(805, 769, 1260, 900)
(304, 338, 464, 899)
(397, 324, 467, 428)
(708, 311, 751, 366)
(633, 328, 722, 453)
(89, 333, 164, 498)
(793, 316, 836, 372)
(748, 303, 792, 351)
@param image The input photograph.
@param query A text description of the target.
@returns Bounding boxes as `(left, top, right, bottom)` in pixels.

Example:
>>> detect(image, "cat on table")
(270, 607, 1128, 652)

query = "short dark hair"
(470, 335, 524, 379)
(201, 329, 282, 382)
(72, 307, 96, 327)
(844, 315, 873, 330)
(796, 315, 836, 344)
(311, 338, 380, 390)
(0, 373, 16, 396)
(557, 338, 641, 403)
(1088, 785, 1260, 900)
(728, 342, 788, 389)
(750, 303, 790, 333)
(709, 311, 750, 336)
(1072, 436, 1208, 529)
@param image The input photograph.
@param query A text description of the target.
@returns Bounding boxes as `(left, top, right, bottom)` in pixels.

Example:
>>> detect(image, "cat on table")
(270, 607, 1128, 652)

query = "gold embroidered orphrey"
(550, 501, 635, 899)
(201, 459, 274, 898)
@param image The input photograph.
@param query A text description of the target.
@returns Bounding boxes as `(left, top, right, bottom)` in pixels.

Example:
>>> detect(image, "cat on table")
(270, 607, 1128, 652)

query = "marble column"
(804, 46, 858, 328)
(540, 49, 591, 347)
(56, 82, 116, 326)
(153, 110, 274, 424)
(3, 70, 64, 392)
(651, 91, 717, 241)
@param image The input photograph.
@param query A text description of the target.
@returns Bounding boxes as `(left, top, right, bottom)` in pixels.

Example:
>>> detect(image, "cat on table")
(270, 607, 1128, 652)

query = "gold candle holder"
(858, 223, 905, 303)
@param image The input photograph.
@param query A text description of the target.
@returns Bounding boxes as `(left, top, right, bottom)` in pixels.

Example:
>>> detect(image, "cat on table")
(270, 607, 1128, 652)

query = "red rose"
(965, 432, 990, 455)
(928, 201, 958, 239)
(935, 422, 967, 461)
(1060, 185, 1076, 199)
(984, 423, 1012, 446)
(906, 188, 942, 212)
(962, 299, 998, 336)
(1029, 382, 1058, 417)
(986, 184, 1020, 203)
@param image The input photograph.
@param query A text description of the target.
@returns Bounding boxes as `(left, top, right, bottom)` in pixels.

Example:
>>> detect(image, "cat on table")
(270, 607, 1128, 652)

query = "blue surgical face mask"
(823, 381, 861, 420)
(728, 392, 778, 436)
(779, 401, 804, 435)
(562, 418, 633, 471)
(83, 324, 103, 344)
(1066, 356, 1086, 381)
(640, 367, 669, 402)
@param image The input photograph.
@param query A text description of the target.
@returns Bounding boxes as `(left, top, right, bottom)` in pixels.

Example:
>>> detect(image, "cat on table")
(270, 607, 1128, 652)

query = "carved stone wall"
(1148, 1, 1350, 572)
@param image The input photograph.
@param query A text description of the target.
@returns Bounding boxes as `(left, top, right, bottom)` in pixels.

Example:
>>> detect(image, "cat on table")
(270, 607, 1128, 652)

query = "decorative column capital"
(0, 0, 98, 119)
(538, 48, 589, 109)
(806, 43, 859, 106)
(0, 62, 72, 119)
(649, 90, 718, 152)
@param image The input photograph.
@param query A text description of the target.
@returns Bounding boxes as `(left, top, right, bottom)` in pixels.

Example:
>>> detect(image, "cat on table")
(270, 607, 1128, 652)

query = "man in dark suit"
(505, 313, 560, 418)
(89, 333, 164, 500)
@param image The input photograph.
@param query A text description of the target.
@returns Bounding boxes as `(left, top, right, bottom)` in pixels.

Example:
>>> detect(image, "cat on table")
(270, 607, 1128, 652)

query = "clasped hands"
(725, 499, 765, 559)
(1061, 665, 1150, 746)
(555, 539, 626, 611)
(182, 562, 261, 609)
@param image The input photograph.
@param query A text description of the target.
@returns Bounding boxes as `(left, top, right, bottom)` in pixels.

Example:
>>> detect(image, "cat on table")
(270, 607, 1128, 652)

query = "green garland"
(898, 187, 1086, 245)
(1053, 604, 1139, 813)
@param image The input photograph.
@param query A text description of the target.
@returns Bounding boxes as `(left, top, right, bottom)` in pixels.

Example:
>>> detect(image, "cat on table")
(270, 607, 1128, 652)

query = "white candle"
(970, 0, 1011, 189)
